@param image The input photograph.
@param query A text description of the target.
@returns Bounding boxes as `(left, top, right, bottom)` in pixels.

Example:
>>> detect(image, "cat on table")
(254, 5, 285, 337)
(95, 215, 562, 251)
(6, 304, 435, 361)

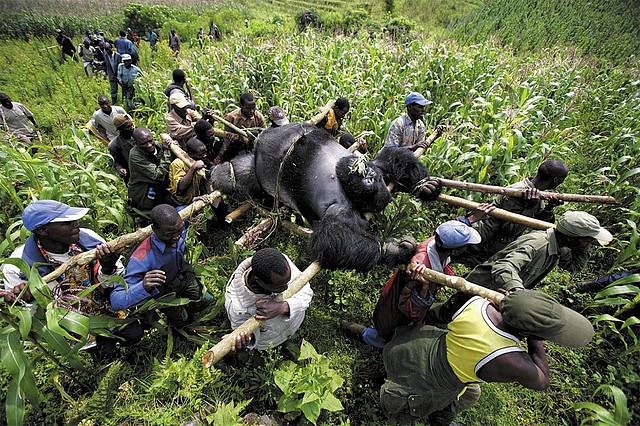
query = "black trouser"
(94, 319, 144, 360)
(159, 263, 205, 327)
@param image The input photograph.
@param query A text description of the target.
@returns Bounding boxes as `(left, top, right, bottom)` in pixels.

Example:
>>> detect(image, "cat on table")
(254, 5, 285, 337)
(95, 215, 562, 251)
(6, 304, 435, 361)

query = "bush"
(296, 10, 323, 32)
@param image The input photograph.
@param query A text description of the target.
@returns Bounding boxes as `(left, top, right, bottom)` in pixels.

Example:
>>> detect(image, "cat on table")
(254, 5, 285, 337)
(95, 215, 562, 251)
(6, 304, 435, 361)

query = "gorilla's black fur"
(210, 123, 436, 271)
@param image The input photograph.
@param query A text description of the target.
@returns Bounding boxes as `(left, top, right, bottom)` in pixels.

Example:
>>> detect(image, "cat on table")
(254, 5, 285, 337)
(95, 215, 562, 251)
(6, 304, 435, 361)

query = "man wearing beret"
(108, 113, 135, 183)
(2, 200, 143, 360)
(465, 210, 612, 293)
(380, 289, 594, 425)
(385, 91, 433, 151)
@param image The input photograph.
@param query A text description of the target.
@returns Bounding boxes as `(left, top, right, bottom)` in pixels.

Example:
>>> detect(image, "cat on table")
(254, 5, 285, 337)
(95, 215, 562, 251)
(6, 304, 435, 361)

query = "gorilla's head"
(336, 155, 390, 213)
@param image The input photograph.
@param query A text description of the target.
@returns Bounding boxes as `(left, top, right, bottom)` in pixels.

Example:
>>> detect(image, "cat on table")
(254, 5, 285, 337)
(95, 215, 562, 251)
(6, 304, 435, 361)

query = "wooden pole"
(437, 178, 618, 204)
(211, 127, 250, 144)
(234, 217, 274, 249)
(41, 193, 220, 284)
(225, 201, 253, 223)
(162, 133, 206, 178)
(202, 260, 321, 368)
(411, 263, 504, 305)
(306, 99, 335, 126)
(209, 113, 250, 138)
(437, 194, 555, 230)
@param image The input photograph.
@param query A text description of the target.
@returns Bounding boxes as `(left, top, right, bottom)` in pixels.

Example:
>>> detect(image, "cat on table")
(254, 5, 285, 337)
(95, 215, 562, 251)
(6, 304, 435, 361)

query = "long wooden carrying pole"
(306, 100, 335, 126)
(41, 193, 220, 284)
(437, 178, 617, 204)
(412, 262, 504, 305)
(202, 260, 321, 368)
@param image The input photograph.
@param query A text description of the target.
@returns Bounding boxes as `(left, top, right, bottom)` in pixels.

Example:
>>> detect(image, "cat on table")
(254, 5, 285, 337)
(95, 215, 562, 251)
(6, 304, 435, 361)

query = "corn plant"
(574, 385, 632, 426)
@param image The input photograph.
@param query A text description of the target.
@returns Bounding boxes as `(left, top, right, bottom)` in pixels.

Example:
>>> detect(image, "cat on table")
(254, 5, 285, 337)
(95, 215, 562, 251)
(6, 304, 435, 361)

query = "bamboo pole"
(202, 260, 321, 368)
(411, 263, 504, 305)
(162, 133, 206, 178)
(437, 194, 555, 230)
(225, 201, 253, 223)
(211, 127, 250, 144)
(234, 217, 273, 249)
(209, 113, 250, 138)
(437, 178, 617, 204)
(306, 99, 335, 126)
(41, 193, 220, 284)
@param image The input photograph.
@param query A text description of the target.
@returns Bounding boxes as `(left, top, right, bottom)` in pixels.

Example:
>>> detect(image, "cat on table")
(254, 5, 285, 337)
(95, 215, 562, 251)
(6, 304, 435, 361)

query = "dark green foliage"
(296, 9, 323, 32)
(123, 3, 171, 34)
(450, 0, 640, 65)
(0, 12, 122, 39)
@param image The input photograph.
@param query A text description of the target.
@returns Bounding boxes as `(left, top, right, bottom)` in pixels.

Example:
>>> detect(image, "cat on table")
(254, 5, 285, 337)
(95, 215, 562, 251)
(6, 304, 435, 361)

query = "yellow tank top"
(446, 296, 523, 383)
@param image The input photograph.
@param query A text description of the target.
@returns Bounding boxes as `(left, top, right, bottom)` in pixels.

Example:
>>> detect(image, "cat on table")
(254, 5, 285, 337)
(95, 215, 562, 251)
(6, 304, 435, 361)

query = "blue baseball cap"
(435, 220, 481, 249)
(22, 200, 89, 231)
(404, 92, 432, 107)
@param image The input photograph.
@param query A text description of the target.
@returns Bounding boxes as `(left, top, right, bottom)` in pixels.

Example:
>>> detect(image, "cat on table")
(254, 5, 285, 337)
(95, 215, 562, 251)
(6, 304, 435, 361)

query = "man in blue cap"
(341, 219, 484, 348)
(2, 199, 143, 361)
(385, 91, 433, 151)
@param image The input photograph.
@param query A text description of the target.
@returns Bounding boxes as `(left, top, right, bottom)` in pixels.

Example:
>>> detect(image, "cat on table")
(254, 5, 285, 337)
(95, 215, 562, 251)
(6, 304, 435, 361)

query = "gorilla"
(211, 123, 440, 271)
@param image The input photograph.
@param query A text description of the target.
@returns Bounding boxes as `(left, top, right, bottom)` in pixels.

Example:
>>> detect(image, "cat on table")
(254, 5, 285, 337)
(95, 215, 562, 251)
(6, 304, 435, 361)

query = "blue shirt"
(114, 36, 137, 56)
(117, 64, 143, 87)
(110, 227, 187, 310)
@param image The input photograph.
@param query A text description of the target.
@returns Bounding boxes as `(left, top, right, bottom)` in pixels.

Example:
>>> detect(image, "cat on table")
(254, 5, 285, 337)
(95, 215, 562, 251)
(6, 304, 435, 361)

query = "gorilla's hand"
(416, 177, 442, 202)
(385, 235, 418, 268)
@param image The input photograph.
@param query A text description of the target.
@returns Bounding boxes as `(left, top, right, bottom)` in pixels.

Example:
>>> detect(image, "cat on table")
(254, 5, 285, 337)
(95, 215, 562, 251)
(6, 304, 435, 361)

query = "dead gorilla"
(211, 123, 440, 271)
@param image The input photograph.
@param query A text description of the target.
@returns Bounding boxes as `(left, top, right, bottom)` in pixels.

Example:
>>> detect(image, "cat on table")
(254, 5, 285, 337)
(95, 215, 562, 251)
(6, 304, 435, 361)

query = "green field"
(0, 1, 639, 425)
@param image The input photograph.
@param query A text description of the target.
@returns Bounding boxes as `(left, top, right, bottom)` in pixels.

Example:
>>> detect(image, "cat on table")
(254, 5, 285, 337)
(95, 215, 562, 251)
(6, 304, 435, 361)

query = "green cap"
(500, 290, 594, 348)
(557, 211, 612, 246)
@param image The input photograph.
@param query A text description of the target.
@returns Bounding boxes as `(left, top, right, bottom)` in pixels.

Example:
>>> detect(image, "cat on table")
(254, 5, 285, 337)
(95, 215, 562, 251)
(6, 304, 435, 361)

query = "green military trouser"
(381, 325, 481, 425)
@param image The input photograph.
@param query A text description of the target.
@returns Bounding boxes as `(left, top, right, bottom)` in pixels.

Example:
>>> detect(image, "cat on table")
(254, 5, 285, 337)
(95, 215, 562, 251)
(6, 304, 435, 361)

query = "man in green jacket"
(454, 159, 568, 267)
(429, 211, 612, 324)
(127, 127, 175, 223)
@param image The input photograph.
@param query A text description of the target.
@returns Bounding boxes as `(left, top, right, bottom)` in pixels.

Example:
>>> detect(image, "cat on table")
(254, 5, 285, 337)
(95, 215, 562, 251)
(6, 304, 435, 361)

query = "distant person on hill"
(77, 39, 96, 78)
(0, 93, 40, 145)
(108, 113, 136, 183)
(164, 69, 195, 112)
(169, 29, 181, 58)
(208, 21, 221, 41)
(452, 160, 569, 267)
(55, 29, 77, 62)
(117, 54, 143, 111)
(87, 94, 127, 144)
(114, 30, 138, 64)
(127, 27, 140, 47)
(385, 92, 432, 151)
(197, 27, 206, 49)
(145, 27, 159, 52)
(103, 43, 122, 105)
(380, 289, 594, 425)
